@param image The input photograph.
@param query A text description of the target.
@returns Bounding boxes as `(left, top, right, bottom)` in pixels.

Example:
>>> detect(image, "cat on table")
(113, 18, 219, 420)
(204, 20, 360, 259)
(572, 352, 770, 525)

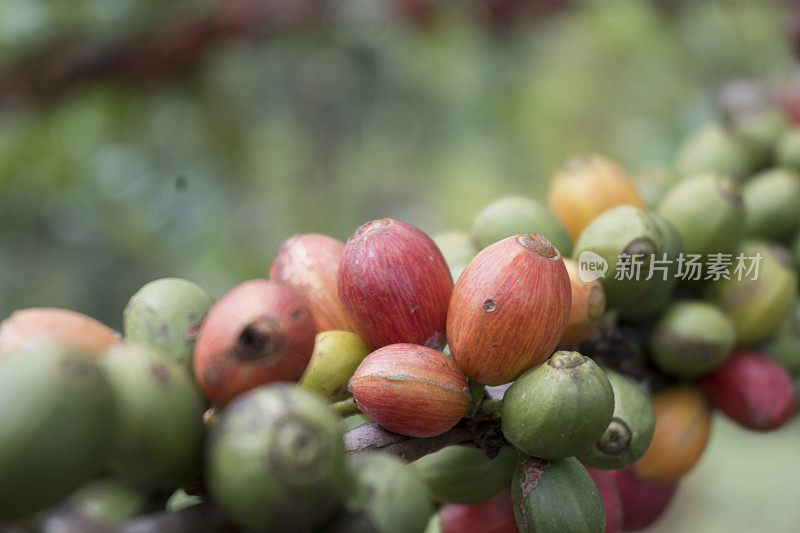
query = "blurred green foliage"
(0, 0, 795, 328)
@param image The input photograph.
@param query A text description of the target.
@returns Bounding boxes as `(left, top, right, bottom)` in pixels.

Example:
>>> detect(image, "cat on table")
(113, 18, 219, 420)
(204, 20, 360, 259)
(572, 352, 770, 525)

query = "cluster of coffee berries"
(1, 106, 799, 533)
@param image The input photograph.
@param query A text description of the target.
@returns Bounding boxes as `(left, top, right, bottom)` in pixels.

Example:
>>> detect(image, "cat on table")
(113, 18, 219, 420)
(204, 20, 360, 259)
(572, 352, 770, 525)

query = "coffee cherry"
(560, 258, 606, 345)
(675, 124, 748, 179)
(438, 490, 519, 533)
(577, 368, 655, 470)
(609, 468, 677, 531)
(471, 196, 572, 256)
(700, 350, 797, 431)
(207, 384, 346, 531)
(299, 331, 370, 402)
(101, 344, 205, 489)
(511, 456, 605, 533)
(647, 301, 736, 378)
(270, 233, 353, 332)
(617, 212, 683, 321)
(0, 346, 115, 521)
(731, 111, 789, 170)
(349, 343, 470, 437)
(706, 240, 798, 345)
(633, 388, 711, 482)
(123, 278, 213, 371)
(742, 168, 800, 242)
(573, 206, 668, 309)
(194, 280, 316, 406)
(584, 467, 622, 533)
(0, 308, 120, 360)
(729, 108, 788, 171)
(412, 445, 517, 504)
(547, 154, 645, 241)
(326, 453, 433, 533)
(338, 218, 453, 350)
(657, 173, 745, 256)
(502, 351, 614, 459)
(447, 234, 571, 385)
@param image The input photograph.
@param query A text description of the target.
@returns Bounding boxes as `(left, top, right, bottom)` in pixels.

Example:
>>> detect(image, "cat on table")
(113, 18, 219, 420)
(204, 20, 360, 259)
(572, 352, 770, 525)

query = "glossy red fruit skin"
(585, 467, 622, 533)
(348, 343, 470, 437)
(609, 468, 677, 531)
(269, 233, 352, 333)
(446, 234, 571, 386)
(699, 350, 797, 431)
(194, 280, 316, 406)
(338, 219, 452, 350)
(439, 489, 519, 533)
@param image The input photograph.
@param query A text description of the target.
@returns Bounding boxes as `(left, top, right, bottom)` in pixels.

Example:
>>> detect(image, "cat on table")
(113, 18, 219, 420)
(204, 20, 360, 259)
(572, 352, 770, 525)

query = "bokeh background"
(1, 1, 799, 531)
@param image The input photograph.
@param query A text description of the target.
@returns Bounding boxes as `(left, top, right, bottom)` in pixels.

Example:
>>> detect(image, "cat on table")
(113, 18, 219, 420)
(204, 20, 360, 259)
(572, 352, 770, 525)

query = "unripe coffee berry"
(502, 351, 614, 459)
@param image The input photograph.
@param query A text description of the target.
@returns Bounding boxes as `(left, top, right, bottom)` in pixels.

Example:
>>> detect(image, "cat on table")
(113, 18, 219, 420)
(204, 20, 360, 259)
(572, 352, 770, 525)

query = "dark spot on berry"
(150, 363, 171, 386)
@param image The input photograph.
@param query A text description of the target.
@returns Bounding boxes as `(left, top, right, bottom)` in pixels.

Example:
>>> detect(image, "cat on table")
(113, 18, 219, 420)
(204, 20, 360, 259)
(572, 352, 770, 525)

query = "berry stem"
(329, 397, 361, 418)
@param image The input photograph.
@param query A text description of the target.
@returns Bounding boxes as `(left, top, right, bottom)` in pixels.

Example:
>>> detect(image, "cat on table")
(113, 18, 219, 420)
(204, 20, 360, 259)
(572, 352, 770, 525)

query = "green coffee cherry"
(647, 301, 736, 378)
(732, 108, 788, 170)
(573, 205, 666, 308)
(326, 454, 434, 533)
(300, 331, 370, 402)
(412, 445, 517, 504)
(0, 347, 116, 521)
(618, 213, 683, 321)
(433, 231, 478, 281)
(471, 196, 572, 256)
(101, 343, 205, 489)
(743, 168, 800, 242)
(207, 384, 347, 531)
(676, 124, 748, 179)
(502, 351, 614, 459)
(577, 369, 655, 469)
(765, 300, 800, 376)
(658, 173, 745, 256)
(706, 240, 798, 345)
(776, 128, 800, 173)
(123, 278, 213, 371)
(511, 456, 605, 533)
